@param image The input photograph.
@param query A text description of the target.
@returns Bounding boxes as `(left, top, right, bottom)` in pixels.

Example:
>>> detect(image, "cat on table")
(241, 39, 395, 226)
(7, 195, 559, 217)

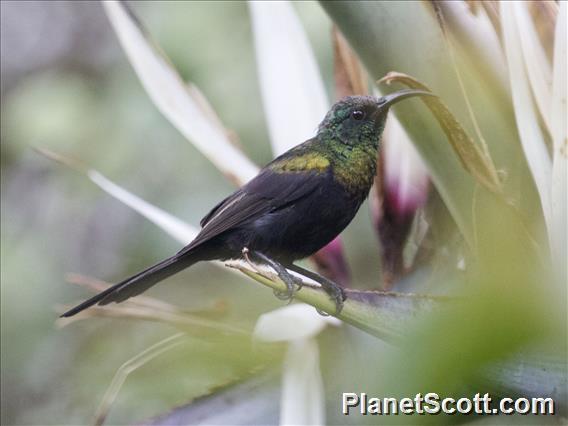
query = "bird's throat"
(329, 142, 378, 196)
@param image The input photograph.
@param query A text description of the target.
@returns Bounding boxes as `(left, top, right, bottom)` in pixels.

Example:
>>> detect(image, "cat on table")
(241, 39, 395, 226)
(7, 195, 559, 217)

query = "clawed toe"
(321, 283, 345, 316)
(316, 308, 330, 317)
(248, 250, 305, 304)
(273, 288, 293, 301)
(273, 275, 303, 302)
(333, 289, 345, 314)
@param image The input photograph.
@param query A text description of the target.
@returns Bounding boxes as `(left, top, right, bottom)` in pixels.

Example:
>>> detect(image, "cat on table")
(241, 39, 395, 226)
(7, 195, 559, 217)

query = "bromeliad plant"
(47, 1, 566, 424)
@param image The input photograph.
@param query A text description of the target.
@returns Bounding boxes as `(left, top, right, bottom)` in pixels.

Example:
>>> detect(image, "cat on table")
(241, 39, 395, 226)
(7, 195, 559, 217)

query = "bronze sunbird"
(62, 89, 434, 317)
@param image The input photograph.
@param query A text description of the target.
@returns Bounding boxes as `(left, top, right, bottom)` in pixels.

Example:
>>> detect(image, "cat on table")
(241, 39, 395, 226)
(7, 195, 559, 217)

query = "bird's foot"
(285, 263, 346, 316)
(272, 272, 303, 302)
(244, 249, 303, 302)
(318, 278, 346, 316)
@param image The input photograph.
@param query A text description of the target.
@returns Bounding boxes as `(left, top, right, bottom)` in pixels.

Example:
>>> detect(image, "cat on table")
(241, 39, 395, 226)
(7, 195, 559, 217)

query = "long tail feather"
(61, 251, 199, 318)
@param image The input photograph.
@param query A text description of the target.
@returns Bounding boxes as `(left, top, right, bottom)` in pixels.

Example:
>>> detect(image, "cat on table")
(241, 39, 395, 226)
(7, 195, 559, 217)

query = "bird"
(61, 89, 434, 318)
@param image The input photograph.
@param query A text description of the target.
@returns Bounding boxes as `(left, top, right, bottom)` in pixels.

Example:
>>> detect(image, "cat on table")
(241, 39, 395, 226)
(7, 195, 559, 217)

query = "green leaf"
(229, 261, 443, 342)
(320, 1, 540, 246)
(231, 260, 566, 407)
(379, 72, 501, 195)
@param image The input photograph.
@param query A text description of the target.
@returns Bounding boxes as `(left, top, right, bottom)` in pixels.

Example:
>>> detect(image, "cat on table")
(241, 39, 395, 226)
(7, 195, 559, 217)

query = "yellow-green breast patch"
(270, 153, 330, 173)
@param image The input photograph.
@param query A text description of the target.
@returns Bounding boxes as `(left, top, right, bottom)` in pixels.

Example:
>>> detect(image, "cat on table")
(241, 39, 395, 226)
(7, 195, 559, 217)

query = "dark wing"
(199, 190, 246, 228)
(199, 139, 321, 229)
(179, 150, 328, 254)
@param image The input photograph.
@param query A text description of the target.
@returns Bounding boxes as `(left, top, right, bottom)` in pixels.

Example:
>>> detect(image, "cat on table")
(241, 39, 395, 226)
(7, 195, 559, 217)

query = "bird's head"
(317, 89, 435, 147)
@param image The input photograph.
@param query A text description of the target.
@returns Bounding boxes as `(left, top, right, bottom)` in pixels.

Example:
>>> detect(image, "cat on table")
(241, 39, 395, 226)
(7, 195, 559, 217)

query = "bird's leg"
(286, 263, 346, 315)
(245, 250, 303, 302)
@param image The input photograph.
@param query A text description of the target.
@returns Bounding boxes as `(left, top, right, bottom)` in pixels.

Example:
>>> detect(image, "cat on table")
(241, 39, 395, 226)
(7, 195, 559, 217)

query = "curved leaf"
(320, 0, 539, 247)
(35, 148, 197, 245)
(379, 72, 501, 194)
(550, 1, 567, 283)
(514, 2, 553, 134)
(501, 1, 552, 240)
(228, 260, 443, 342)
(94, 333, 187, 426)
(248, 0, 329, 156)
(103, 1, 259, 185)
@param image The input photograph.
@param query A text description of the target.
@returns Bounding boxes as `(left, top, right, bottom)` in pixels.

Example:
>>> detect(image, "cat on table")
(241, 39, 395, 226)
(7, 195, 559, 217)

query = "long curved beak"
(377, 89, 436, 110)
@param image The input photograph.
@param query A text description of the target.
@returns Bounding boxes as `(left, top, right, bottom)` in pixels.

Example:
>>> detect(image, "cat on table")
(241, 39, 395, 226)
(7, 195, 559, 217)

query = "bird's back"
(198, 137, 375, 262)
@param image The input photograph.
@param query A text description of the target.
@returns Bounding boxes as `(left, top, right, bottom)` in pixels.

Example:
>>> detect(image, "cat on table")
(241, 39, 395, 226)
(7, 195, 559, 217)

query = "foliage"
(1, 1, 566, 425)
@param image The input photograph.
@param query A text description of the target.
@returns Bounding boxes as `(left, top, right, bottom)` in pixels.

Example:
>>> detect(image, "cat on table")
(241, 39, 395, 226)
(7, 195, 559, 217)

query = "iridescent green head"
(317, 89, 434, 147)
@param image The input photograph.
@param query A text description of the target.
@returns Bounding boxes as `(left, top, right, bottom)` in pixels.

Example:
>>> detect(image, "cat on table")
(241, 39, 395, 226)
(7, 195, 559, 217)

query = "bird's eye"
(351, 110, 365, 120)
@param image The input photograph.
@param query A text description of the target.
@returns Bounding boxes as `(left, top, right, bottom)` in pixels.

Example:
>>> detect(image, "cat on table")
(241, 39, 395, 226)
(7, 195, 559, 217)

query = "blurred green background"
(1, 2, 386, 424)
(2, 2, 566, 425)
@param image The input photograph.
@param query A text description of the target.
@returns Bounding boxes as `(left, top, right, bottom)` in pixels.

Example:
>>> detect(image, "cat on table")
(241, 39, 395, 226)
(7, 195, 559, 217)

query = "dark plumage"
(62, 90, 433, 317)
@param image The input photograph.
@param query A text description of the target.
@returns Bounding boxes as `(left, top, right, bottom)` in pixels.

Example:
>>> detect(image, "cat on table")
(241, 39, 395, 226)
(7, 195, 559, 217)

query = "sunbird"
(62, 89, 433, 317)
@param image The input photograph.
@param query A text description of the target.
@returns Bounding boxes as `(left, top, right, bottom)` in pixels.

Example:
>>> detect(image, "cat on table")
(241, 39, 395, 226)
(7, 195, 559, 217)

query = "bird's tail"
(60, 250, 200, 318)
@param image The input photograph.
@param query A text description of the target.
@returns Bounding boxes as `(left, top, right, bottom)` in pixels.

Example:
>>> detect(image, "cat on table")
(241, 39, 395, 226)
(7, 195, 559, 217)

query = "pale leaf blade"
(434, 1, 508, 94)
(249, 0, 329, 156)
(551, 1, 567, 281)
(280, 339, 325, 426)
(102, 1, 258, 185)
(88, 170, 197, 245)
(253, 304, 339, 342)
(514, 2, 553, 134)
(501, 2, 553, 240)
(36, 148, 197, 245)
